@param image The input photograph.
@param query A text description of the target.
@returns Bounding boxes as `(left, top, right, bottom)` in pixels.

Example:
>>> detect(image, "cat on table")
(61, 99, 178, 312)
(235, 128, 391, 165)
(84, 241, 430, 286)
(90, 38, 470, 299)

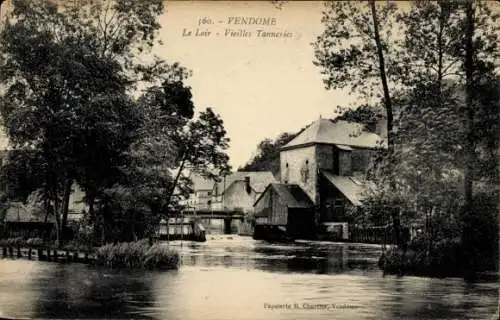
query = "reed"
(95, 240, 179, 270)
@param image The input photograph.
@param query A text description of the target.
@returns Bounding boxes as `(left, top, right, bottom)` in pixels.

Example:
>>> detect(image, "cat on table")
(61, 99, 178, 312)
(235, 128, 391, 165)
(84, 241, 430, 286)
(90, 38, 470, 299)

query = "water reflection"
(0, 236, 497, 320)
(180, 239, 380, 275)
(33, 266, 157, 319)
(0, 261, 158, 319)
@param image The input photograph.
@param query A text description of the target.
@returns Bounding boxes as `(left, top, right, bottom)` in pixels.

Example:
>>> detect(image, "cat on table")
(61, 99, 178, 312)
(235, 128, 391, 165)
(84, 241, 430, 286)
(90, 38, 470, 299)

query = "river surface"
(0, 235, 497, 320)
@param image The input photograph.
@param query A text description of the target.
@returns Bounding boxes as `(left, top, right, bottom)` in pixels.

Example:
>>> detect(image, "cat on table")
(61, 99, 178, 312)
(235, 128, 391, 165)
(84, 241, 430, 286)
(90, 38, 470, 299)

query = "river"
(0, 235, 497, 320)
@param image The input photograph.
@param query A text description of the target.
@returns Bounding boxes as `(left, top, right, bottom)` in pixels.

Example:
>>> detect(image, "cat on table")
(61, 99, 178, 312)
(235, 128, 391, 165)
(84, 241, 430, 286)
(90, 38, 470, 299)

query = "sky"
(156, 1, 359, 169)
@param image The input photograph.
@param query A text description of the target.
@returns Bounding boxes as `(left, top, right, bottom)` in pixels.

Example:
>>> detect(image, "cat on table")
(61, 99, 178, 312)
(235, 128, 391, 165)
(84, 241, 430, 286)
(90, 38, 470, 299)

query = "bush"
(61, 240, 91, 252)
(26, 237, 44, 246)
(95, 240, 179, 270)
(144, 245, 180, 270)
(380, 236, 464, 277)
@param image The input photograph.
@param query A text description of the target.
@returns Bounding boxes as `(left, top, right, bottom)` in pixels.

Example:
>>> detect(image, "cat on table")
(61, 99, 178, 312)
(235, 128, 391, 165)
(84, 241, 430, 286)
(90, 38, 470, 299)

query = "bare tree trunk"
(462, 0, 476, 276)
(88, 194, 95, 219)
(52, 184, 61, 247)
(369, 0, 401, 248)
(166, 152, 188, 213)
(60, 178, 72, 244)
(463, 0, 475, 207)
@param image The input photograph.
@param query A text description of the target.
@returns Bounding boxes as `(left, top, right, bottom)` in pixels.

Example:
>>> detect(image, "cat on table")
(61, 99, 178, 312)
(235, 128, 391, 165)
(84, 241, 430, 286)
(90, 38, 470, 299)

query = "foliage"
(98, 80, 197, 242)
(0, 0, 164, 244)
(0, 149, 45, 202)
(181, 108, 231, 178)
(313, 1, 399, 99)
(95, 240, 180, 270)
(143, 244, 180, 270)
(165, 107, 231, 211)
(240, 131, 298, 177)
(0, 0, 226, 248)
(315, 1, 499, 272)
(380, 237, 463, 277)
(314, 0, 404, 245)
(334, 104, 383, 127)
(381, 191, 498, 277)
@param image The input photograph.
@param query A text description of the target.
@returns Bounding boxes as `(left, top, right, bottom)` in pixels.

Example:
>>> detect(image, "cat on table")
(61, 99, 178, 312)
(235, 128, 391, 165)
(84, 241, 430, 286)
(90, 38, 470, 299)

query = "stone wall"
(280, 146, 317, 204)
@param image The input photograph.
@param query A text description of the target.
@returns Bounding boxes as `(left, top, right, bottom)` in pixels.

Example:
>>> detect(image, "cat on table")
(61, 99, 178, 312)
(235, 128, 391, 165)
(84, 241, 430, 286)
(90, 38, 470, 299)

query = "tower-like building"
(254, 118, 387, 240)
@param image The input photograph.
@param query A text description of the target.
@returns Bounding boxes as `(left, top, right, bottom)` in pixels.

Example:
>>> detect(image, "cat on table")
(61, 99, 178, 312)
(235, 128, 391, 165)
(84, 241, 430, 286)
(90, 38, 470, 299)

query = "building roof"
(190, 174, 216, 191)
(281, 118, 387, 150)
(255, 183, 314, 209)
(322, 171, 374, 206)
(217, 171, 277, 195)
(3, 202, 53, 223)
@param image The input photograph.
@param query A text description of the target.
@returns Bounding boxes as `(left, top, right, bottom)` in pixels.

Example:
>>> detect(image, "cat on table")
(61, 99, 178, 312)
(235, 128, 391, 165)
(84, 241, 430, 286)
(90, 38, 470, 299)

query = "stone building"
(186, 171, 276, 215)
(254, 118, 386, 240)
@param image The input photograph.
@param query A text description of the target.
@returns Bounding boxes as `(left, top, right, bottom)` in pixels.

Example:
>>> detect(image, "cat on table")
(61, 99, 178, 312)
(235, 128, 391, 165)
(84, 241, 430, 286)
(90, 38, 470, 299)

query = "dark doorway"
(287, 208, 315, 240)
(223, 218, 232, 234)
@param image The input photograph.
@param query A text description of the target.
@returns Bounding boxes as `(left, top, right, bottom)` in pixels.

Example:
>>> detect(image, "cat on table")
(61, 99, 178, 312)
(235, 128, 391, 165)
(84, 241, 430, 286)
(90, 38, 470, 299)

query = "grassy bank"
(95, 240, 180, 270)
(379, 236, 498, 278)
(379, 238, 464, 278)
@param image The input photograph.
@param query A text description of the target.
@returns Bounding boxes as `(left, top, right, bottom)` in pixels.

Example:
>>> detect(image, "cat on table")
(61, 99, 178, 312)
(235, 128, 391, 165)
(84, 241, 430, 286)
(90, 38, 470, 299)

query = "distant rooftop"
(190, 171, 277, 195)
(254, 183, 314, 209)
(190, 174, 216, 191)
(281, 119, 387, 150)
(322, 171, 376, 206)
(217, 171, 277, 194)
(3, 202, 55, 223)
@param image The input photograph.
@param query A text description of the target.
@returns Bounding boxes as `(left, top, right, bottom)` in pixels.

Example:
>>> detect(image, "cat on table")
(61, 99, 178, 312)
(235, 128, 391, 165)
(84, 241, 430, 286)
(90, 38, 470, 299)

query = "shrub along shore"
(95, 240, 180, 270)
(0, 238, 180, 271)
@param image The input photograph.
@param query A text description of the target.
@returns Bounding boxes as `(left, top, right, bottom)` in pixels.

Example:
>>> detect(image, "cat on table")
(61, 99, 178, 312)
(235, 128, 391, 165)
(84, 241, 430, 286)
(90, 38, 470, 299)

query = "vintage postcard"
(0, 0, 498, 319)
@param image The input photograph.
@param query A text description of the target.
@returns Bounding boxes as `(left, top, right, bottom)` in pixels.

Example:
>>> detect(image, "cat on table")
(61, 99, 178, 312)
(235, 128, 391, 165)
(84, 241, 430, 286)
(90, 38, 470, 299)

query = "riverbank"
(0, 239, 180, 270)
(0, 236, 497, 320)
(379, 242, 499, 280)
(96, 241, 179, 270)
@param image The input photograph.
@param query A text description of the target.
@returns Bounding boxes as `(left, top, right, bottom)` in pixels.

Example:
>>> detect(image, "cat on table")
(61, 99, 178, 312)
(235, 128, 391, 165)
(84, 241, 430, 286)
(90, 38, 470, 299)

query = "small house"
(253, 183, 315, 240)
(186, 174, 217, 211)
(2, 202, 54, 239)
(215, 171, 276, 214)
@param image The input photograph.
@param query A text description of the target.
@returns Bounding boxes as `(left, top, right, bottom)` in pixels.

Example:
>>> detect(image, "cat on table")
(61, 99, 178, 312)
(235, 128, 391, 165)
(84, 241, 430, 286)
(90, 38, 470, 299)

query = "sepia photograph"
(0, 0, 498, 319)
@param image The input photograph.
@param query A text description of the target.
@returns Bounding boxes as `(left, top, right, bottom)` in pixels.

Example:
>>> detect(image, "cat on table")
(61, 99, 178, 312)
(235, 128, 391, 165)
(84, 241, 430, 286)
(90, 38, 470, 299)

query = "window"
(300, 160, 309, 183)
(284, 162, 290, 184)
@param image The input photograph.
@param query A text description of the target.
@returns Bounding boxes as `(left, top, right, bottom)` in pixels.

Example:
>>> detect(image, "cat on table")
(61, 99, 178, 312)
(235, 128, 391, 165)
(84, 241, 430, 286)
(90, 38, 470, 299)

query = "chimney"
(245, 176, 251, 194)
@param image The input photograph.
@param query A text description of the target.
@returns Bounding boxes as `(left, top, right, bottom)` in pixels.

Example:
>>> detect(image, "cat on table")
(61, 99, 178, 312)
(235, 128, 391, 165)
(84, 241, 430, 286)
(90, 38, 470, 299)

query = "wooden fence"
(0, 246, 94, 263)
(349, 225, 397, 245)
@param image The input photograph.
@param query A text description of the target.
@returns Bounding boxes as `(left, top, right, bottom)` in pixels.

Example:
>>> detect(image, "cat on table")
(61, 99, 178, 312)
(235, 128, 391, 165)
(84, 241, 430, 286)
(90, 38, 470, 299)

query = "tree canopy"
(315, 0, 499, 271)
(0, 0, 230, 244)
